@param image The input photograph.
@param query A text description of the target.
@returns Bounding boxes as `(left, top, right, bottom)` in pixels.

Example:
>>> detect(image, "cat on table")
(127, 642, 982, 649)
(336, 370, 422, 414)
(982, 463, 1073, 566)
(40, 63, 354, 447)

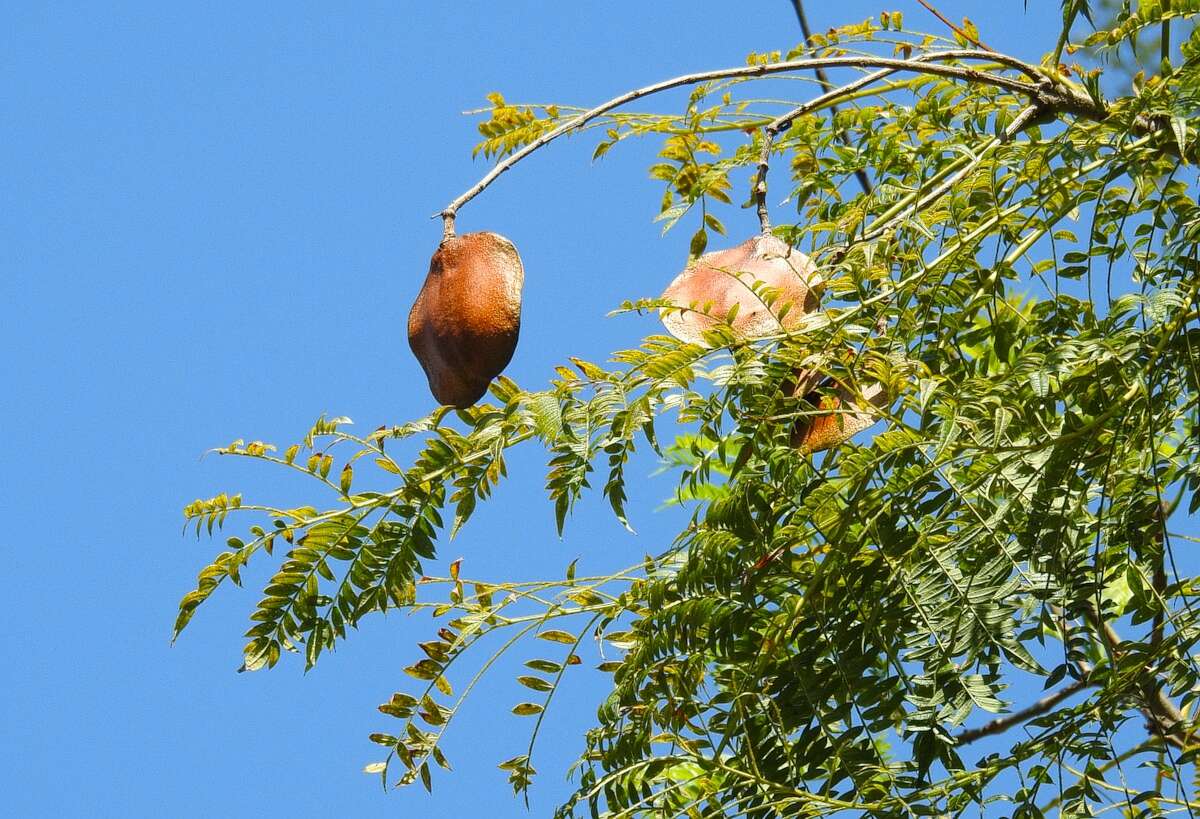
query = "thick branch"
(955, 676, 1094, 746)
(440, 53, 1053, 237)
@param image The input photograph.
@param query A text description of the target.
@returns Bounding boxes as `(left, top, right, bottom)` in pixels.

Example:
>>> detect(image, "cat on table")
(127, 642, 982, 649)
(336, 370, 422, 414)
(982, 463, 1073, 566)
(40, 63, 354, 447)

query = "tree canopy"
(176, 4, 1200, 815)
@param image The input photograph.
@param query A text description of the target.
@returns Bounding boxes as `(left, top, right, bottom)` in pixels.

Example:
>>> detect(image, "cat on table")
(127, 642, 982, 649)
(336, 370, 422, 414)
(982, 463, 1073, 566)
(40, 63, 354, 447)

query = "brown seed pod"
(408, 231, 524, 408)
(659, 233, 822, 345)
(790, 378, 889, 454)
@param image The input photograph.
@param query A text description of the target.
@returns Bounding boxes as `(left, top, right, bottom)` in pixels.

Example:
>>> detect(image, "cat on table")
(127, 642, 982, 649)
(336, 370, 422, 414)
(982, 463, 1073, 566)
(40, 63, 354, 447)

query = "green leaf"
(1172, 115, 1190, 162)
(404, 659, 442, 681)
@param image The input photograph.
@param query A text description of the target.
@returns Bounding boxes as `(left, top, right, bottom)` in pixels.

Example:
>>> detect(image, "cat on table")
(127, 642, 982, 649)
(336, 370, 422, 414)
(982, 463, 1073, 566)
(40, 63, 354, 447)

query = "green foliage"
(177, 7, 1200, 816)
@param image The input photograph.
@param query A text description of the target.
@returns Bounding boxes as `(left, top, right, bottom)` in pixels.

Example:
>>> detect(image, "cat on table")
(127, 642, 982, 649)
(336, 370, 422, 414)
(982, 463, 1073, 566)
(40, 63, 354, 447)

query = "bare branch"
(955, 677, 1094, 746)
(439, 53, 1052, 237)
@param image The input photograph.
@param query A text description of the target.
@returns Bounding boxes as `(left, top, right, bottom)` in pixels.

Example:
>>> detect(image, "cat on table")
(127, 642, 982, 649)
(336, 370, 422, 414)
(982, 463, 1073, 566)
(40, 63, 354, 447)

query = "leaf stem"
(915, 0, 992, 50)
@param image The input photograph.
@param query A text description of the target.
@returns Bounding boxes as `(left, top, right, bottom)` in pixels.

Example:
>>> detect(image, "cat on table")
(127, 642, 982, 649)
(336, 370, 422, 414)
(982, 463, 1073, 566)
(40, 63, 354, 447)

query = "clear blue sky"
(2, 2, 1113, 816)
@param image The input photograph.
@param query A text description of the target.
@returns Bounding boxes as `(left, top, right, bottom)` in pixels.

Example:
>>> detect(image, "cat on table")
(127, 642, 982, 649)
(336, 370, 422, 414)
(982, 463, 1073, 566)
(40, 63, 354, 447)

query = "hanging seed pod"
(659, 233, 822, 345)
(408, 231, 524, 408)
(791, 378, 889, 454)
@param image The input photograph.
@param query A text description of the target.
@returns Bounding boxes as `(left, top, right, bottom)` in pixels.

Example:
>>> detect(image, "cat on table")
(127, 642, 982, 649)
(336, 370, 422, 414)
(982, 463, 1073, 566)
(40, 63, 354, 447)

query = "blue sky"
(2, 2, 1156, 816)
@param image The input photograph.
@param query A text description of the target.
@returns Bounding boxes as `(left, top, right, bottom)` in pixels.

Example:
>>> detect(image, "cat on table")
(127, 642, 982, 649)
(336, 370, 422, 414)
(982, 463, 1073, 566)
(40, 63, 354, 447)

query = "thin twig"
(955, 677, 1094, 745)
(1038, 739, 1165, 813)
(789, 0, 872, 195)
(833, 102, 1046, 258)
(1152, 501, 1168, 656)
(823, 103, 1036, 254)
(915, 0, 993, 51)
(439, 54, 1055, 236)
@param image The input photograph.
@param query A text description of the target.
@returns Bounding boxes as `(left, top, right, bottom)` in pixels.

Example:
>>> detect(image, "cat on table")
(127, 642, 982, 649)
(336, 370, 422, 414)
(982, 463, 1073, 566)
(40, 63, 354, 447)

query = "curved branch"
(439, 52, 1053, 237)
(752, 50, 1075, 232)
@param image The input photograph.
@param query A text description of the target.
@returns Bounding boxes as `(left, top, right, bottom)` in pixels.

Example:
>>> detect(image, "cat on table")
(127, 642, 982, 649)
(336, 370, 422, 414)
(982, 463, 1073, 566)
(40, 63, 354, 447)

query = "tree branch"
(751, 50, 1056, 232)
(1151, 500, 1168, 654)
(1083, 604, 1192, 751)
(439, 53, 1053, 237)
(1038, 739, 1166, 813)
(1104, 622, 1190, 740)
(955, 676, 1094, 745)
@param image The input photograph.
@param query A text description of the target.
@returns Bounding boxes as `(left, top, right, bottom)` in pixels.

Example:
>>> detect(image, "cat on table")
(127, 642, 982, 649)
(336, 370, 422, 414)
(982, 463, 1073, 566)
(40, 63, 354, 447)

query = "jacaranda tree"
(175, 3, 1200, 815)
